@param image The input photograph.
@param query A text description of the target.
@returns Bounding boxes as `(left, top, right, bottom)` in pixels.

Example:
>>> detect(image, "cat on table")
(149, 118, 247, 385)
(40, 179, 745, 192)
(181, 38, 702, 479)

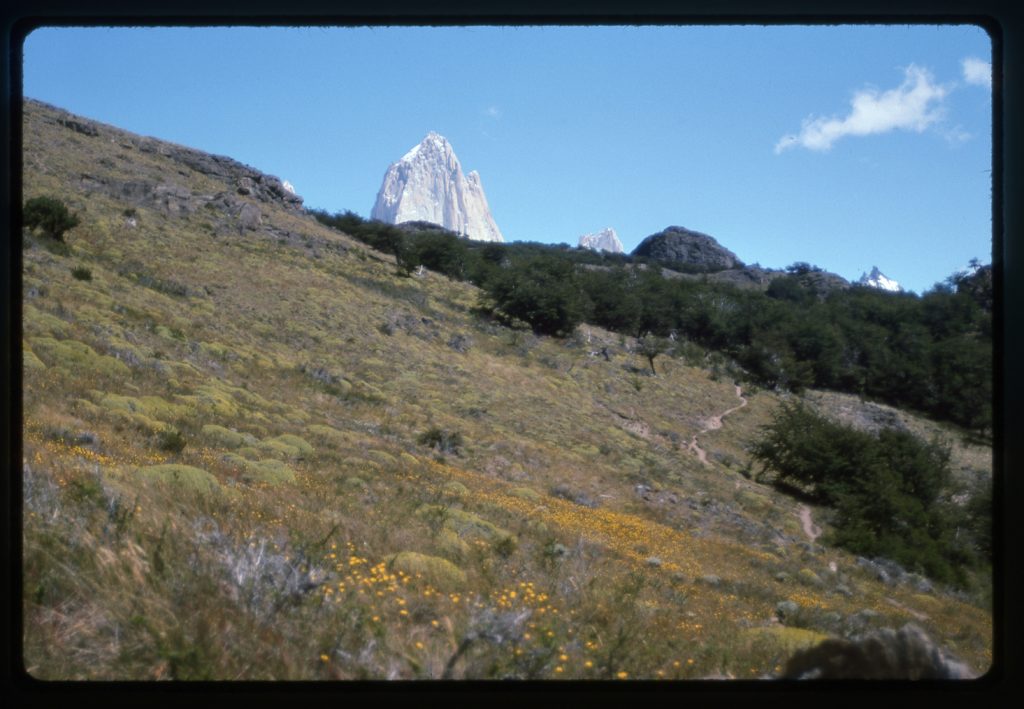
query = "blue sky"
(23, 24, 992, 294)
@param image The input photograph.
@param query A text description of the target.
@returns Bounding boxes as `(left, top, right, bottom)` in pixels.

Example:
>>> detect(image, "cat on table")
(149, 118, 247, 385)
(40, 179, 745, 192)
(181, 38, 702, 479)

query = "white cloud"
(482, 105, 502, 119)
(961, 57, 992, 88)
(775, 65, 949, 153)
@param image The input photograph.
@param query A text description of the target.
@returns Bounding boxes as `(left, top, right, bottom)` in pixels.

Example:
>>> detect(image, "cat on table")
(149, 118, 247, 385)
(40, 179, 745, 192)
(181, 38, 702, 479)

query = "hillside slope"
(20, 98, 991, 680)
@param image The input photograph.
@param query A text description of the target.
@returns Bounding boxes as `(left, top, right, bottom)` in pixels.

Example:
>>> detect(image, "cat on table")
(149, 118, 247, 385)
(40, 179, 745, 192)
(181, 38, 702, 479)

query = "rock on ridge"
(578, 227, 624, 254)
(370, 132, 504, 242)
(631, 226, 743, 272)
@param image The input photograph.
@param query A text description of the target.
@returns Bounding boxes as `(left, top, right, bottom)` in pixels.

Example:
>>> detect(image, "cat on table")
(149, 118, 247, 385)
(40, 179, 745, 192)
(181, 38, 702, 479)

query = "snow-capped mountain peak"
(858, 266, 903, 292)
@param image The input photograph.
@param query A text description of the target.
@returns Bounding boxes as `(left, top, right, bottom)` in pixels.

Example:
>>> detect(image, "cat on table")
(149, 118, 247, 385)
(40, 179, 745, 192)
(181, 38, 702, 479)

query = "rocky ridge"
(371, 132, 504, 243)
(26, 99, 307, 241)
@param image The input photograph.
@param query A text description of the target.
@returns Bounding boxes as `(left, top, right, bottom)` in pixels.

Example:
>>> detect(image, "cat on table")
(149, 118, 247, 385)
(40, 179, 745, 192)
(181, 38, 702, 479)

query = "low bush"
(24, 195, 80, 242)
(417, 427, 463, 455)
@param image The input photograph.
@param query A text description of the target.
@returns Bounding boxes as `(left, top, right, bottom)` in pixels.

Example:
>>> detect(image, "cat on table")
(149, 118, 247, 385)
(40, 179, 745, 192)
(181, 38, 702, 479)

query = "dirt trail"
(687, 385, 747, 467)
(798, 504, 822, 542)
(682, 384, 826, 545)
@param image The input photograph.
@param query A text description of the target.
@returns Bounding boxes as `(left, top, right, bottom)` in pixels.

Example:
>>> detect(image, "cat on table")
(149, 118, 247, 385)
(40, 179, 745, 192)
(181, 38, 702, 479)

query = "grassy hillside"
(19, 99, 992, 680)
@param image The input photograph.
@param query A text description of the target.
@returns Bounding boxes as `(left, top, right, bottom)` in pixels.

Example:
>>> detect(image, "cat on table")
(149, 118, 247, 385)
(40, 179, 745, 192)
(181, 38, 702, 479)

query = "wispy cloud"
(482, 105, 502, 119)
(961, 57, 992, 89)
(775, 65, 949, 154)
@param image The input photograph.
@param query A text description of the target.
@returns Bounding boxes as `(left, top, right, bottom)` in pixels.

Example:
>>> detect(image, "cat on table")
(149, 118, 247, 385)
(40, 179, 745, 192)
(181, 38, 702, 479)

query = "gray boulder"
(631, 226, 743, 272)
(781, 623, 975, 679)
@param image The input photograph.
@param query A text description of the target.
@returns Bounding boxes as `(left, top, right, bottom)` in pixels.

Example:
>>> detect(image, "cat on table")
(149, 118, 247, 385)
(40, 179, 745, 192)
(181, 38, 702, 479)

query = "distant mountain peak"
(372, 133, 504, 242)
(578, 227, 623, 254)
(858, 266, 903, 292)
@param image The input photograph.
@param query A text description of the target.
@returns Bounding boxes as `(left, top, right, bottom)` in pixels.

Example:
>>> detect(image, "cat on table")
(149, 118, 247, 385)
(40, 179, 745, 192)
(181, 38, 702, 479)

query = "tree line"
(311, 210, 991, 435)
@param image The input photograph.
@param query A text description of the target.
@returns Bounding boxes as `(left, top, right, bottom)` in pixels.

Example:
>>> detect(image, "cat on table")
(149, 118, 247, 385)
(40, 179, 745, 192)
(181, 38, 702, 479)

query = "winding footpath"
(798, 504, 822, 542)
(685, 385, 823, 544)
(686, 385, 747, 466)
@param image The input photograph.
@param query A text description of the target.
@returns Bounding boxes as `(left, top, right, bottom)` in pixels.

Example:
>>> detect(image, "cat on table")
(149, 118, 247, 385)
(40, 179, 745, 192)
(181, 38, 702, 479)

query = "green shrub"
(417, 427, 463, 455)
(136, 464, 220, 496)
(751, 401, 982, 586)
(157, 428, 187, 454)
(200, 424, 249, 450)
(385, 551, 466, 591)
(71, 266, 92, 281)
(24, 196, 80, 242)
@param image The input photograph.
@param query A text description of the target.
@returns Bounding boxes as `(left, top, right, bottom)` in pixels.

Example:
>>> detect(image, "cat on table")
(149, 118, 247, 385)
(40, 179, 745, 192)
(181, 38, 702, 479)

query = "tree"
(637, 333, 669, 375)
(23, 196, 79, 242)
(483, 256, 585, 337)
(751, 402, 970, 585)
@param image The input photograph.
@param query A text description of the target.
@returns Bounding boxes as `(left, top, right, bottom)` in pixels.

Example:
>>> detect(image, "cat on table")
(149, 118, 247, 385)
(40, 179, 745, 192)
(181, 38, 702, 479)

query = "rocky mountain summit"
(858, 266, 903, 293)
(631, 226, 743, 272)
(578, 227, 624, 254)
(370, 132, 504, 243)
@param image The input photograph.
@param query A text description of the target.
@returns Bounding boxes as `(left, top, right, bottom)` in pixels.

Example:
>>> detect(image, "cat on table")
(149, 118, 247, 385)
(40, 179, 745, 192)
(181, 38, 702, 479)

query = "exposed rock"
(380, 312, 441, 341)
(856, 556, 906, 586)
(58, 116, 99, 137)
(550, 484, 598, 509)
(775, 600, 800, 621)
(578, 227, 624, 254)
(632, 226, 743, 272)
(781, 623, 975, 679)
(238, 202, 262, 231)
(447, 333, 473, 353)
(371, 132, 504, 242)
(28, 99, 303, 214)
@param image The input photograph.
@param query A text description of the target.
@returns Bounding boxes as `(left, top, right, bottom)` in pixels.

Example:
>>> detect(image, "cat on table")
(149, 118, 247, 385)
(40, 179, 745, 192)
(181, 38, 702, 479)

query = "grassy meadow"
(19, 99, 992, 680)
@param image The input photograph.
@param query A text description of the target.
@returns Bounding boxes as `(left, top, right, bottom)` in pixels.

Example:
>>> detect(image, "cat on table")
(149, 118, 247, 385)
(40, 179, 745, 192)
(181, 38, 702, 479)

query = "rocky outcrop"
(29, 98, 304, 214)
(578, 228, 624, 254)
(781, 624, 974, 679)
(371, 132, 504, 242)
(631, 226, 742, 272)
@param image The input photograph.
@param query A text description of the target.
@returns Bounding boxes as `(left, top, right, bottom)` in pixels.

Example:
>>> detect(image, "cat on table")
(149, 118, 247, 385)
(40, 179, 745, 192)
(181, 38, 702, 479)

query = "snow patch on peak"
(401, 132, 451, 162)
(578, 227, 624, 254)
(858, 266, 903, 292)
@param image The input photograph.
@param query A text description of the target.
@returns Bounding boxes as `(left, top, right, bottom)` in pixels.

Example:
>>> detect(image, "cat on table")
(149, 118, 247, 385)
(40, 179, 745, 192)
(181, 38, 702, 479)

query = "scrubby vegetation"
(20, 99, 993, 681)
(751, 402, 989, 588)
(311, 210, 991, 434)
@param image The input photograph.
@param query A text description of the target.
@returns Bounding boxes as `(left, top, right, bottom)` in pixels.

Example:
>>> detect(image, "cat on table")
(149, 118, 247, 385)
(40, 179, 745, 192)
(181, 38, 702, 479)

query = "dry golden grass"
(20, 98, 993, 680)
